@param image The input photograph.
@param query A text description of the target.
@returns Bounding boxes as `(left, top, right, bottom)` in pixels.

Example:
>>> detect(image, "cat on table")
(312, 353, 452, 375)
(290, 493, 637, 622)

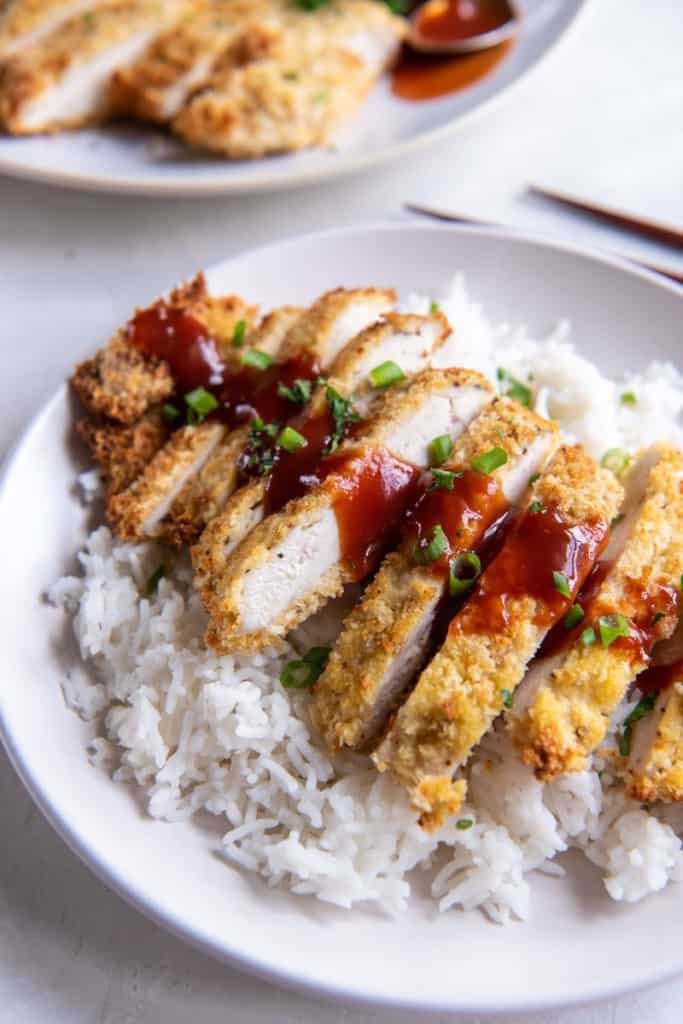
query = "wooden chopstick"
(527, 185, 683, 252)
(403, 202, 683, 286)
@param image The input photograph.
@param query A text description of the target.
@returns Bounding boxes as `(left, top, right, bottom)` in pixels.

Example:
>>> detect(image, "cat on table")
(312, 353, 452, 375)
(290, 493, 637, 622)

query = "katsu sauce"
(413, 0, 515, 45)
(392, 39, 513, 102)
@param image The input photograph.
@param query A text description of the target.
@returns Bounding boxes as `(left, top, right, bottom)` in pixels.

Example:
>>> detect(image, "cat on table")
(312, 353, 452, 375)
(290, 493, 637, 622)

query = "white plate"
(0, 0, 586, 197)
(1, 224, 682, 1015)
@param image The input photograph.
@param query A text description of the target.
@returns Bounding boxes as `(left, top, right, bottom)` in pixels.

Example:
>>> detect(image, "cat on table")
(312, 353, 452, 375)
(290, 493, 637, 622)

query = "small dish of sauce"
(409, 0, 519, 54)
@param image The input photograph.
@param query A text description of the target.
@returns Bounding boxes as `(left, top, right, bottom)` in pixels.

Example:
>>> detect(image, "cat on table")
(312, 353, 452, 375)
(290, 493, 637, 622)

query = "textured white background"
(1, 1, 682, 1020)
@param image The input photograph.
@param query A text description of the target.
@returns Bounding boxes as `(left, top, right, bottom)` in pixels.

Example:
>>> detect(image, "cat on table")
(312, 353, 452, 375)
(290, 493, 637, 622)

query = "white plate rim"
(0, 1, 590, 197)
(1, 222, 682, 1016)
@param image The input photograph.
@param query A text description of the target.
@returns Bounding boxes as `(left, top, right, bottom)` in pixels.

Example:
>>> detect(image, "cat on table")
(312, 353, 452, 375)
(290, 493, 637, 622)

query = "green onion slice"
(501, 689, 513, 709)
(277, 378, 313, 404)
(528, 472, 541, 487)
(581, 626, 596, 647)
(449, 551, 481, 598)
(529, 500, 546, 514)
(232, 319, 247, 348)
(563, 604, 585, 630)
(414, 524, 448, 565)
(429, 300, 441, 314)
(241, 349, 273, 370)
(277, 426, 307, 453)
(456, 818, 474, 830)
(601, 448, 631, 478)
(428, 434, 454, 467)
(429, 468, 462, 491)
(184, 387, 219, 422)
(471, 447, 508, 475)
(323, 386, 360, 456)
(598, 612, 630, 648)
(161, 402, 181, 425)
(620, 391, 637, 406)
(552, 571, 572, 600)
(497, 367, 532, 408)
(369, 360, 406, 389)
(145, 565, 165, 596)
(618, 694, 656, 756)
(280, 646, 331, 688)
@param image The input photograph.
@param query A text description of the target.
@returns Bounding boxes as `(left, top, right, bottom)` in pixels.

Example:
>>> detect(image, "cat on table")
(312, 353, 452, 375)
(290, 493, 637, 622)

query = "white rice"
(50, 276, 683, 923)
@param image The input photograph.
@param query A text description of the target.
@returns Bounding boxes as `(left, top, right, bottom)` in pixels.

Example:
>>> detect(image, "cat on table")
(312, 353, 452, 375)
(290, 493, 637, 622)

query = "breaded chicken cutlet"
(107, 287, 395, 544)
(193, 310, 451, 592)
(203, 368, 494, 654)
(310, 398, 560, 754)
(372, 445, 623, 830)
(0, 0, 108, 58)
(510, 444, 683, 780)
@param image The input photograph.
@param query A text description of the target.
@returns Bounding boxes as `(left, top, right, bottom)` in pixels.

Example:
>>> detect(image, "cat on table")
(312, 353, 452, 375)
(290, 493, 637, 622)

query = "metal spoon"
(407, 0, 521, 56)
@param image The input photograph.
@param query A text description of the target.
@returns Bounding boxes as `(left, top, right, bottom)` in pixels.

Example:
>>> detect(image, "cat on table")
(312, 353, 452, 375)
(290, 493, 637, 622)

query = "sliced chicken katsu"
(109, 0, 278, 123)
(76, 409, 169, 496)
(0, 0, 185, 133)
(310, 399, 560, 754)
(511, 444, 683, 780)
(71, 274, 257, 425)
(373, 445, 623, 831)
(108, 288, 395, 542)
(626, 620, 683, 802)
(173, 1, 403, 158)
(203, 368, 493, 654)
(0, 0, 107, 58)
(193, 311, 451, 589)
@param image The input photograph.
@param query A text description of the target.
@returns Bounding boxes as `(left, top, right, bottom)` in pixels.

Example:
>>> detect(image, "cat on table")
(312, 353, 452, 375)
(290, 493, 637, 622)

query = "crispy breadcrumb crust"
(203, 369, 493, 653)
(512, 444, 683, 780)
(372, 445, 623, 831)
(76, 410, 169, 496)
(310, 398, 560, 754)
(627, 679, 683, 802)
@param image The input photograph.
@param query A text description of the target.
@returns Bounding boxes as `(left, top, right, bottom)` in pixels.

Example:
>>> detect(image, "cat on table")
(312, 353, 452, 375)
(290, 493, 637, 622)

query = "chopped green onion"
(280, 646, 331, 689)
(601, 448, 631, 478)
(611, 513, 625, 528)
(680, 573, 683, 591)
(471, 447, 508, 475)
(323, 386, 360, 456)
(232, 319, 247, 348)
(563, 604, 585, 629)
(581, 626, 596, 647)
(528, 473, 541, 486)
(529, 500, 546, 514)
(552, 571, 572, 600)
(652, 611, 666, 625)
(598, 612, 630, 648)
(497, 367, 532, 408)
(456, 818, 474, 830)
(277, 378, 312, 404)
(145, 565, 165, 596)
(294, 0, 329, 10)
(184, 387, 218, 422)
(241, 349, 273, 370)
(429, 468, 462, 490)
(620, 391, 637, 406)
(161, 402, 181, 425)
(414, 524, 447, 565)
(428, 434, 454, 467)
(245, 417, 279, 477)
(501, 689, 513, 709)
(618, 694, 656, 756)
(429, 300, 440, 314)
(369, 360, 406, 389)
(277, 426, 307, 453)
(449, 551, 481, 598)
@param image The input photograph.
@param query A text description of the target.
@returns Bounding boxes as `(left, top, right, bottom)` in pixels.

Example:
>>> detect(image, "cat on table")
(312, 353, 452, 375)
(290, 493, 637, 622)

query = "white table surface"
(1, 1, 682, 1021)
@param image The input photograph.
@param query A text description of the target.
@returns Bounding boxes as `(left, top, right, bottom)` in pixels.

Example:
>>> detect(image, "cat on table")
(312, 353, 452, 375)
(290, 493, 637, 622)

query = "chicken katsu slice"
(192, 311, 450, 586)
(626, 629, 683, 803)
(0, 0, 106, 58)
(310, 399, 561, 754)
(0, 0, 186, 134)
(203, 368, 494, 654)
(373, 446, 623, 831)
(109, 288, 394, 543)
(76, 409, 169, 496)
(510, 444, 683, 780)
(109, 0, 279, 123)
(71, 273, 257, 424)
(153, 305, 305, 546)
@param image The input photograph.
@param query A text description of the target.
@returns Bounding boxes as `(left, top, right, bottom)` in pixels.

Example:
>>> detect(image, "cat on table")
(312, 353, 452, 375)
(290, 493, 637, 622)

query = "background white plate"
(0, 0, 585, 196)
(0, 224, 681, 1016)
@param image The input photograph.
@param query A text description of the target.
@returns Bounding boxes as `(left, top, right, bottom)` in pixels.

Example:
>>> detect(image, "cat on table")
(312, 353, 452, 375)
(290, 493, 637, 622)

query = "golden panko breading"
(76, 410, 169, 496)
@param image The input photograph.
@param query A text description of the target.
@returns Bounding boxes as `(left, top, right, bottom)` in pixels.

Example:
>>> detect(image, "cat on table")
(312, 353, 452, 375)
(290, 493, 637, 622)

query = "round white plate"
(0, 0, 586, 197)
(1, 224, 682, 1015)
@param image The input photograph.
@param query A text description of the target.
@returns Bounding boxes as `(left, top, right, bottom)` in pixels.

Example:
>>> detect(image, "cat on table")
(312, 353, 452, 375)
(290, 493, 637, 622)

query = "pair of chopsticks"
(405, 185, 683, 286)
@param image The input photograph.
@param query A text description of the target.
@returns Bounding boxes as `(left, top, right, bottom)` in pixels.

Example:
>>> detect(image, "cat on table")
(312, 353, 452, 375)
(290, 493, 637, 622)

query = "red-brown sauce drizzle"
(636, 658, 683, 697)
(450, 505, 609, 636)
(392, 39, 513, 102)
(404, 469, 508, 576)
(262, 407, 337, 515)
(323, 448, 423, 581)
(414, 0, 514, 44)
(128, 301, 320, 426)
